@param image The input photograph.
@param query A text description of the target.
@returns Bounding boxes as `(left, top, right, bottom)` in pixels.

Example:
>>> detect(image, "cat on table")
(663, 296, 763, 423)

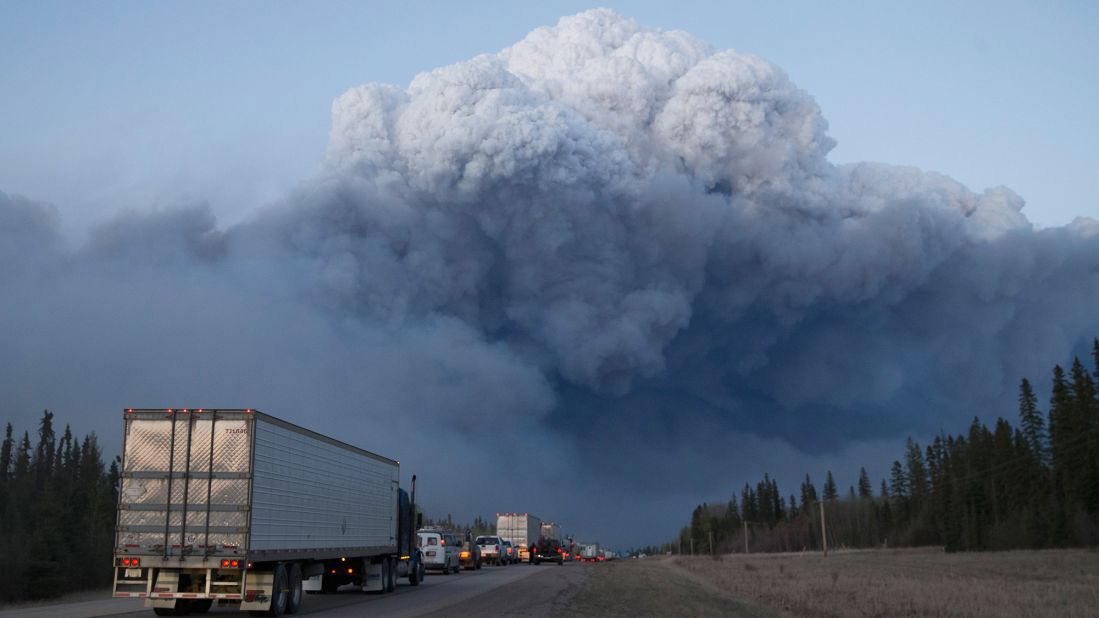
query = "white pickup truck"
(476, 535, 507, 566)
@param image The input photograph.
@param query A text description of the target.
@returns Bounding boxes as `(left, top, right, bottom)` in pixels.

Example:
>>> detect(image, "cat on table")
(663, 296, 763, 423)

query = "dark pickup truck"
(530, 537, 565, 565)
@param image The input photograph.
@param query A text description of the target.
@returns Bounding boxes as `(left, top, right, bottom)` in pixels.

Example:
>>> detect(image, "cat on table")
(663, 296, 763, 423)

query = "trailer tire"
(409, 557, 421, 586)
(265, 564, 289, 617)
(191, 599, 213, 613)
(286, 563, 303, 614)
(380, 559, 394, 593)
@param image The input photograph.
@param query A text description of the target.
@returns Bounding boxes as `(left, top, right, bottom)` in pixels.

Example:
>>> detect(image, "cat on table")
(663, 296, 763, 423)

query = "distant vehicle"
(531, 537, 565, 565)
(460, 531, 482, 570)
(476, 535, 506, 566)
(497, 513, 542, 562)
(502, 540, 517, 564)
(580, 543, 600, 563)
(111, 408, 423, 616)
(418, 529, 461, 574)
(540, 521, 562, 542)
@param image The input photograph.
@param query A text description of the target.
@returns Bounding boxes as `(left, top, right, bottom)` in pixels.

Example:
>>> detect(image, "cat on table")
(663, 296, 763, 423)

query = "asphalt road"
(0, 562, 587, 618)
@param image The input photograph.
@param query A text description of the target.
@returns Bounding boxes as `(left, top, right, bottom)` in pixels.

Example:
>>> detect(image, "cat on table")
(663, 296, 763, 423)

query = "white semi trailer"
(539, 522, 561, 542)
(112, 408, 424, 616)
(496, 513, 542, 562)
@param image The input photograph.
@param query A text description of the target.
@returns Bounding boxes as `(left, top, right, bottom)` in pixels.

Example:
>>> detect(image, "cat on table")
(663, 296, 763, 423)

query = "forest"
(678, 340, 1099, 555)
(0, 411, 118, 602)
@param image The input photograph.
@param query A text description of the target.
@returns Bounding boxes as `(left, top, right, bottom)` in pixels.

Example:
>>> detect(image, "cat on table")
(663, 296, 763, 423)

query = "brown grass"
(561, 557, 775, 617)
(672, 546, 1099, 617)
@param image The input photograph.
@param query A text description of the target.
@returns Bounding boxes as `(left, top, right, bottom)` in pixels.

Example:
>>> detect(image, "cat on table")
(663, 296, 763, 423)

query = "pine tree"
(890, 460, 908, 498)
(905, 438, 928, 503)
(823, 471, 838, 501)
(858, 467, 873, 498)
(800, 474, 817, 514)
(32, 410, 55, 491)
(0, 423, 12, 482)
(1018, 378, 1047, 466)
(771, 478, 784, 522)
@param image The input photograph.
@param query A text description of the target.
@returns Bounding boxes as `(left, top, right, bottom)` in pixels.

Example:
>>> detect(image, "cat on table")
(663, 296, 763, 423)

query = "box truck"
(112, 408, 424, 616)
(496, 513, 541, 562)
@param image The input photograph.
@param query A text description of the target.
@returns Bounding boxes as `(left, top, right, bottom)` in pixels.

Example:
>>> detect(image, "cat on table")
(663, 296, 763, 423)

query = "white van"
(417, 529, 460, 574)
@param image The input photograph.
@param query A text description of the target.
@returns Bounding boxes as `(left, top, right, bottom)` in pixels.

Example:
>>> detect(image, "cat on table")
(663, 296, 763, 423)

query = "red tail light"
(120, 557, 141, 567)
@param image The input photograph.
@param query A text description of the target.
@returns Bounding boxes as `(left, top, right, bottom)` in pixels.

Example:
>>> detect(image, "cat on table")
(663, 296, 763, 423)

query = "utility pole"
(819, 501, 828, 557)
(708, 529, 714, 557)
(690, 536, 694, 556)
(743, 520, 749, 554)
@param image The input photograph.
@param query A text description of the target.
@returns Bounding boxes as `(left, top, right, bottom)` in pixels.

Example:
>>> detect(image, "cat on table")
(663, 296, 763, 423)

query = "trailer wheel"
(409, 557, 421, 586)
(379, 558, 394, 593)
(265, 564, 289, 617)
(387, 558, 397, 592)
(191, 599, 213, 613)
(286, 563, 303, 614)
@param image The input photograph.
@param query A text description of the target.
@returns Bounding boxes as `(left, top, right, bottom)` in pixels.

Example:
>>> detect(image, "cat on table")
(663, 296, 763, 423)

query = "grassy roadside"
(673, 547, 1099, 618)
(560, 557, 777, 617)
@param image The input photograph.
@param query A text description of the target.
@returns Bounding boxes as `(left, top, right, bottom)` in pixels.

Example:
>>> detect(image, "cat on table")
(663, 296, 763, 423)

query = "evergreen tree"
(857, 467, 872, 498)
(889, 460, 908, 498)
(1018, 378, 1047, 465)
(823, 471, 838, 501)
(32, 410, 55, 491)
(905, 438, 928, 503)
(800, 474, 817, 513)
(0, 423, 12, 482)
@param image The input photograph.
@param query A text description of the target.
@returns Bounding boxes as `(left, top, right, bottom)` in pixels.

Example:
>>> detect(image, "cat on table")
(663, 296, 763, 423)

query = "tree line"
(0, 411, 118, 602)
(676, 339, 1099, 554)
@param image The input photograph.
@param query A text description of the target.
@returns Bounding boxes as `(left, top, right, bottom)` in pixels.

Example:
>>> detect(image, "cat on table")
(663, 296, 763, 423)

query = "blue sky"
(1, 1, 1096, 235)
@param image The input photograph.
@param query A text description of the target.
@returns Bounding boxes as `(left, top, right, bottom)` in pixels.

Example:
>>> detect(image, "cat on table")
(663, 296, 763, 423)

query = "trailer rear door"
(116, 409, 253, 559)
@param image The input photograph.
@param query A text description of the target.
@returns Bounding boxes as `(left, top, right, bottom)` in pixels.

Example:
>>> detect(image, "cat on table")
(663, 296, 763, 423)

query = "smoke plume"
(2, 9, 1098, 545)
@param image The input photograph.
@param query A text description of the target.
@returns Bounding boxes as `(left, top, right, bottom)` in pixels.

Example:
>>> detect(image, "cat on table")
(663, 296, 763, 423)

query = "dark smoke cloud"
(2, 10, 1098, 545)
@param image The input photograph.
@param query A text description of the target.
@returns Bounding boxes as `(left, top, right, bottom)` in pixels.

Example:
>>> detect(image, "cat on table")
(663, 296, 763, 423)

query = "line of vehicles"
(109, 409, 607, 616)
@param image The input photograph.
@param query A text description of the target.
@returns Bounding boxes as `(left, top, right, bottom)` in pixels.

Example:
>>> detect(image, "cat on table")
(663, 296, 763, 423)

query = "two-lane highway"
(0, 562, 588, 618)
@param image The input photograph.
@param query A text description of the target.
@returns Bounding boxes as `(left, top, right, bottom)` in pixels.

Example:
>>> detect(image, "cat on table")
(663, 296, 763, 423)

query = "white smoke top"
(314, 8, 1078, 401)
(2, 9, 1098, 544)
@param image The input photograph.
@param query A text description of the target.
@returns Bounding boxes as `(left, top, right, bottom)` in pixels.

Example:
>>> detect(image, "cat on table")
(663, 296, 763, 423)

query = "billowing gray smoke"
(2, 10, 1098, 545)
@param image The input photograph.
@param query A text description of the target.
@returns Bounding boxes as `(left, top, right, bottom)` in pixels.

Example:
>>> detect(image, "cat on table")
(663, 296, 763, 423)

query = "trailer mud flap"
(240, 570, 274, 611)
(362, 560, 383, 593)
(146, 570, 179, 609)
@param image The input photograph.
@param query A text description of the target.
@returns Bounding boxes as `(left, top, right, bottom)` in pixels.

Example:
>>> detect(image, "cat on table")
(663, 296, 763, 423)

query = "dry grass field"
(671, 546, 1099, 617)
(563, 557, 776, 617)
